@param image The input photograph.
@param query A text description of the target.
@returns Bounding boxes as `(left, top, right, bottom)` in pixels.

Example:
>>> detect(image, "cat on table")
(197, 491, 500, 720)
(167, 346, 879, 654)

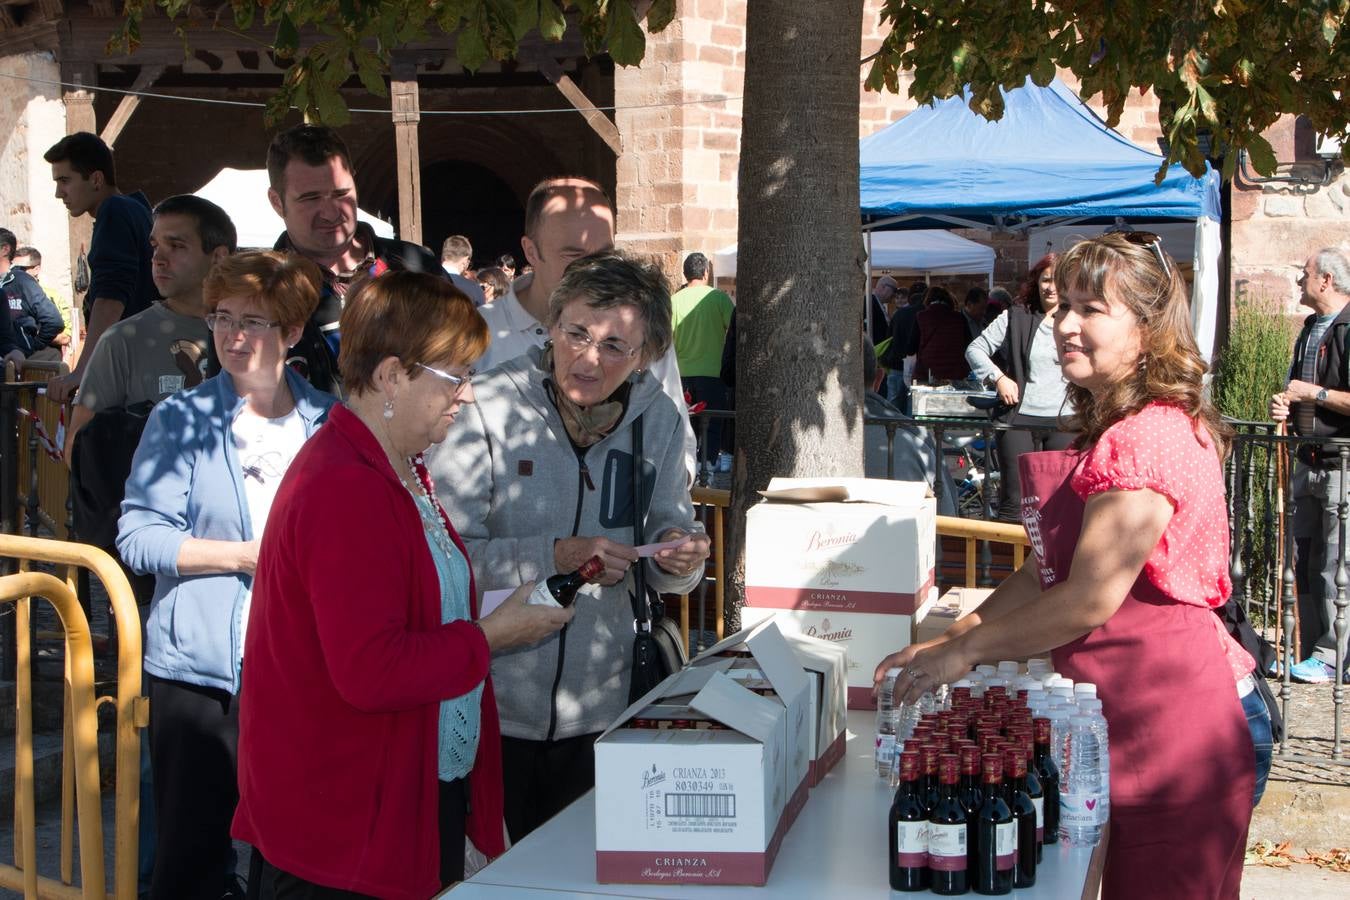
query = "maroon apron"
(1020, 450, 1253, 900)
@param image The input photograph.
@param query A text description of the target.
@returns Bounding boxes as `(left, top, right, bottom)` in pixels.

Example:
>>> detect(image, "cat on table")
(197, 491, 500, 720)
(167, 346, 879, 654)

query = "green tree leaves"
(111, 0, 675, 125)
(867, 0, 1349, 179)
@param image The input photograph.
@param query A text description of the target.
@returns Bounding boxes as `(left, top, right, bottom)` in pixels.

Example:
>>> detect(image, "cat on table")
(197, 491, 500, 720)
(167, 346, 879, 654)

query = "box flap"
(661, 659, 734, 695)
(785, 631, 846, 675)
(690, 618, 776, 663)
(690, 672, 783, 742)
(759, 477, 928, 506)
(745, 621, 812, 703)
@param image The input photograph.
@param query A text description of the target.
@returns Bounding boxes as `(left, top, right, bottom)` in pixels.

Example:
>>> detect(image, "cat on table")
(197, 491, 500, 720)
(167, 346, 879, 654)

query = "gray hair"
(1314, 247, 1350, 295)
(547, 249, 672, 359)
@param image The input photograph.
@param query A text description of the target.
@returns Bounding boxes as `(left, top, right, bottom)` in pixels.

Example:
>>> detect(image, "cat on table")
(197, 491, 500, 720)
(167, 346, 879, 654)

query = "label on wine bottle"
(875, 733, 896, 774)
(927, 822, 967, 871)
(995, 820, 1016, 871)
(896, 821, 929, 868)
(1059, 789, 1104, 828)
(1032, 795, 1045, 842)
(525, 582, 562, 608)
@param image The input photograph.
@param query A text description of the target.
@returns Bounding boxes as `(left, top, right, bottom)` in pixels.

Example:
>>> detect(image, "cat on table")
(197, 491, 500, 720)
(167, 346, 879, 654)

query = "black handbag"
(627, 414, 689, 704)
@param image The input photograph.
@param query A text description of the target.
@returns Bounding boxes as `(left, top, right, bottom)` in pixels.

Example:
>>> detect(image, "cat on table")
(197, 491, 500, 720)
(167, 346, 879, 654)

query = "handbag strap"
(630, 414, 651, 630)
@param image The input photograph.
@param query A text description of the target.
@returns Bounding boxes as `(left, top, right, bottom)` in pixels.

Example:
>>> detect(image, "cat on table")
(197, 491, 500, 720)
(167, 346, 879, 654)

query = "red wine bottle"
(920, 743, 941, 816)
(1015, 732, 1044, 861)
(927, 753, 970, 895)
(973, 753, 1014, 895)
(888, 750, 930, 892)
(527, 556, 604, 608)
(955, 743, 984, 884)
(1032, 716, 1059, 846)
(1002, 748, 1037, 889)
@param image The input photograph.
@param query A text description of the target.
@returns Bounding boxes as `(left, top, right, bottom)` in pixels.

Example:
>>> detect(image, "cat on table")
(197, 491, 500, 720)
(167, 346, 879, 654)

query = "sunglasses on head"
(1120, 231, 1172, 279)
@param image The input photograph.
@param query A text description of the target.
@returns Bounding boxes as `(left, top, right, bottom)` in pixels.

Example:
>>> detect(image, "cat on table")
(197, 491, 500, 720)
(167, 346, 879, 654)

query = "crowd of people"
(9, 116, 1343, 900)
(20, 125, 710, 898)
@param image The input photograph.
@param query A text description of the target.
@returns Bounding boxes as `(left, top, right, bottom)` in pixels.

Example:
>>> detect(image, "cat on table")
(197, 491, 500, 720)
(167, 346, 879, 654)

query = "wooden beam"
(37, 0, 63, 21)
(98, 64, 163, 149)
(525, 47, 622, 156)
(391, 61, 422, 246)
(550, 71, 623, 156)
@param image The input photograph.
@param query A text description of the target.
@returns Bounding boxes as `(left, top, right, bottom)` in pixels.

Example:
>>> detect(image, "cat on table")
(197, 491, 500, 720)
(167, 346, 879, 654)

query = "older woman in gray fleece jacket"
(430, 250, 709, 843)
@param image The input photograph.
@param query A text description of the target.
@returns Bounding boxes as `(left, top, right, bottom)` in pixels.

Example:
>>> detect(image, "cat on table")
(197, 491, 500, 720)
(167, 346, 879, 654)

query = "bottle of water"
(1077, 698, 1111, 825)
(876, 668, 901, 779)
(1058, 715, 1105, 847)
(1046, 706, 1073, 777)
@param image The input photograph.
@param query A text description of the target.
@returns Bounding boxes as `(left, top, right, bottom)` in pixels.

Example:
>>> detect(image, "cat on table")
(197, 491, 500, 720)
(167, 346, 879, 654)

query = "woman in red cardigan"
(232, 273, 572, 898)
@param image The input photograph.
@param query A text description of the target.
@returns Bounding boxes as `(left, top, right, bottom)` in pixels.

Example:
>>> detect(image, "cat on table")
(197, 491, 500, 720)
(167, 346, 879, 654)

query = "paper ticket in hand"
(480, 588, 514, 617)
(636, 536, 691, 557)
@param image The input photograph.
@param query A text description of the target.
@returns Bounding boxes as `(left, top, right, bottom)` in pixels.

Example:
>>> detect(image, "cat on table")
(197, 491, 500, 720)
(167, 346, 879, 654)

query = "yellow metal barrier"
(673, 491, 1029, 654)
(5, 360, 73, 540)
(0, 535, 145, 899)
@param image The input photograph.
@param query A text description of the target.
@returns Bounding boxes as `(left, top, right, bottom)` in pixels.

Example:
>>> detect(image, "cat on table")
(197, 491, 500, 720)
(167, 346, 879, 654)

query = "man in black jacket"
(0, 228, 64, 360)
(1271, 246, 1350, 683)
(266, 124, 442, 393)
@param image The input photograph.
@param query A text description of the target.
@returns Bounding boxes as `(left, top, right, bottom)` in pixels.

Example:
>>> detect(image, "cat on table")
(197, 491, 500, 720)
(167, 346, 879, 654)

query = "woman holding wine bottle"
(232, 273, 572, 898)
(875, 232, 1264, 899)
(431, 249, 710, 843)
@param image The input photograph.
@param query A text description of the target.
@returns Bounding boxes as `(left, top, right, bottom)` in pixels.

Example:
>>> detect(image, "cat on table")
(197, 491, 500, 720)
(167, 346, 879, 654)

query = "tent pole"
(865, 230, 874, 336)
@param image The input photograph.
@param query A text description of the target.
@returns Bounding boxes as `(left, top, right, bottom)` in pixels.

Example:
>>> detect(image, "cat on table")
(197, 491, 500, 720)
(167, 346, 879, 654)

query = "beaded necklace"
(399, 453, 461, 563)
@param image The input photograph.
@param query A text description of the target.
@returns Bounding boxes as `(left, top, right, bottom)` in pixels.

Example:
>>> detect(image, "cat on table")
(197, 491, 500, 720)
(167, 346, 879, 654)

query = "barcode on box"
(665, 793, 736, 818)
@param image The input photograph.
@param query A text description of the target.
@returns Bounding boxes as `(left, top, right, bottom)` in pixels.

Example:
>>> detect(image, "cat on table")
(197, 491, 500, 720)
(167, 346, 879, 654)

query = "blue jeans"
(1242, 685, 1273, 807)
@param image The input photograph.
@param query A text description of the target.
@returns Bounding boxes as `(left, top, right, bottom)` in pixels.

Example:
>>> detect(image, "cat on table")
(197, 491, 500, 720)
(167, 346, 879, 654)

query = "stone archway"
(419, 160, 524, 267)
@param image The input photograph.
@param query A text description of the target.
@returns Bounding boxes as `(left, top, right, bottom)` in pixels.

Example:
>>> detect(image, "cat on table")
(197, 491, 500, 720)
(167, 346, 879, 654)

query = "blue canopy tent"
(859, 78, 1224, 359)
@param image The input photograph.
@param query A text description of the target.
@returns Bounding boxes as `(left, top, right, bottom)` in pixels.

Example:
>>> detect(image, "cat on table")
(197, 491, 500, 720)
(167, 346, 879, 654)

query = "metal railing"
(689, 409, 1347, 767)
(0, 535, 145, 899)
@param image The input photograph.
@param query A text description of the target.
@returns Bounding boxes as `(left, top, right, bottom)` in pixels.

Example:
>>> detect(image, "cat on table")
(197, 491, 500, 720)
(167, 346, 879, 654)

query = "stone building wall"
(0, 52, 74, 303)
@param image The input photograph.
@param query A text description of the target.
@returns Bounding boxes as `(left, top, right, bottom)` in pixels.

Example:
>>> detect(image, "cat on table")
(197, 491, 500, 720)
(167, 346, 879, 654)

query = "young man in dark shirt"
(44, 132, 156, 403)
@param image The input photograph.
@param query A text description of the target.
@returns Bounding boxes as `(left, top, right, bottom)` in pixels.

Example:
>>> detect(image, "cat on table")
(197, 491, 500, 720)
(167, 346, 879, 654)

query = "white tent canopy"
(193, 167, 395, 249)
(715, 229, 995, 282)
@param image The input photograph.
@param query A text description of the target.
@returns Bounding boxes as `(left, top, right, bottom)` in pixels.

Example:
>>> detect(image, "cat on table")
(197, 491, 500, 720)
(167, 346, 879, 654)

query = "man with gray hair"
(1271, 246, 1350, 683)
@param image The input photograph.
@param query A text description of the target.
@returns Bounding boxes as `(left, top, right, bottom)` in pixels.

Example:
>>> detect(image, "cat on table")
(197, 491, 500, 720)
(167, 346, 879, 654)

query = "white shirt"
(479, 275, 697, 480)
(232, 405, 309, 654)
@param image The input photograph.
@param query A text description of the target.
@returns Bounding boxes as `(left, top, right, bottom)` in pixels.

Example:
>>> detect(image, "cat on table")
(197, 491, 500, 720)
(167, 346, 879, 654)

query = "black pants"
(682, 375, 732, 458)
(995, 413, 1075, 521)
(246, 778, 467, 897)
(146, 673, 239, 900)
(501, 732, 601, 843)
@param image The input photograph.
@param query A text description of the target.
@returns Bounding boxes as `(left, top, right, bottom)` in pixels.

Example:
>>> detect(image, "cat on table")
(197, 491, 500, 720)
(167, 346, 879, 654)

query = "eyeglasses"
(1120, 231, 1172, 279)
(416, 362, 473, 392)
(557, 323, 639, 362)
(204, 313, 280, 336)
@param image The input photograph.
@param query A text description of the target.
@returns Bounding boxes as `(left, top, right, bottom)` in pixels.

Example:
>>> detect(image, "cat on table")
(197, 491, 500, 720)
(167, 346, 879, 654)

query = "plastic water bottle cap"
(976, 664, 996, 677)
(1074, 683, 1098, 698)
(953, 678, 974, 689)
(886, 667, 902, 678)
(1079, 698, 1103, 714)
(997, 660, 1020, 675)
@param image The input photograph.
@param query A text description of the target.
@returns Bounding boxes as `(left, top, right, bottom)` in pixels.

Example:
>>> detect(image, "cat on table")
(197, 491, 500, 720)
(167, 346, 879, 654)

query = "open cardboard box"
(594, 623, 811, 886)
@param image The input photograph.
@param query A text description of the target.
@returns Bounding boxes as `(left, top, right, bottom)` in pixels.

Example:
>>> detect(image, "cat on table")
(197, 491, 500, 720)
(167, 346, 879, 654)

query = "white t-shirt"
(232, 405, 309, 652)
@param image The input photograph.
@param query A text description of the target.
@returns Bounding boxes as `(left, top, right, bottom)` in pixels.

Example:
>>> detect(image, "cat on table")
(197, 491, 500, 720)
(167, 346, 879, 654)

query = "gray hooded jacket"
(429, 345, 702, 741)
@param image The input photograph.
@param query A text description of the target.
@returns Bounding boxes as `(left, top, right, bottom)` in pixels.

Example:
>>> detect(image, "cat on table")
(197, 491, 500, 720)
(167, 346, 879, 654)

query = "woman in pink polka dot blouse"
(876, 233, 1265, 899)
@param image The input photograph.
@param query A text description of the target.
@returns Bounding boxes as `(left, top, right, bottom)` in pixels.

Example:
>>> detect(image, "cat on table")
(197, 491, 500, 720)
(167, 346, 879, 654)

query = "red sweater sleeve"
(291, 463, 490, 713)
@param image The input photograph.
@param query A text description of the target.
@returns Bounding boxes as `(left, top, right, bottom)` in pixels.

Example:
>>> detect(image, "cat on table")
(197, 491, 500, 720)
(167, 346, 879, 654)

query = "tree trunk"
(727, 0, 867, 632)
